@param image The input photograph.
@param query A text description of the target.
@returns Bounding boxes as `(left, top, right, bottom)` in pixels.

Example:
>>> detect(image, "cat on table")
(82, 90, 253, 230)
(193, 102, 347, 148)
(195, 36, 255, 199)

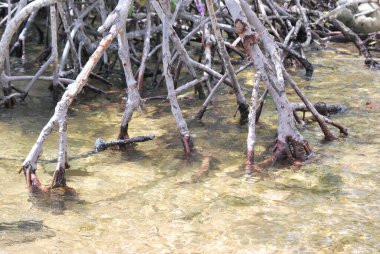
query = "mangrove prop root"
(0, 0, 356, 186)
(95, 135, 155, 152)
(191, 156, 211, 182)
(245, 150, 265, 174)
(181, 136, 193, 159)
(51, 167, 66, 188)
(20, 164, 49, 192)
(271, 138, 312, 166)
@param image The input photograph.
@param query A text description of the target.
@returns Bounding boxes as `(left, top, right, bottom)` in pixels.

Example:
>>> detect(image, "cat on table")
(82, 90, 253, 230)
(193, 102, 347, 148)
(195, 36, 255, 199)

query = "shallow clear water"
(0, 44, 379, 253)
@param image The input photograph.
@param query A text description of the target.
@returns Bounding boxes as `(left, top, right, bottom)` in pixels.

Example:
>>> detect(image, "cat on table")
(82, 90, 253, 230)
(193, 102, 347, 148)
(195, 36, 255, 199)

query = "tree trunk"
(0, 0, 64, 99)
(117, 28, 142, 142)
(21, 0, 131, 190)
(205, 0, 249, 124)
(225, 0, 313, 166)
(160, 0, 192, 157)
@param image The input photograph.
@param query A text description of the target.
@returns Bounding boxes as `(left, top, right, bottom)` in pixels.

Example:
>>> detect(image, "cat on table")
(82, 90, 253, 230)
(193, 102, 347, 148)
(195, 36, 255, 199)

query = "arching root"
(20, 164, 49, 193)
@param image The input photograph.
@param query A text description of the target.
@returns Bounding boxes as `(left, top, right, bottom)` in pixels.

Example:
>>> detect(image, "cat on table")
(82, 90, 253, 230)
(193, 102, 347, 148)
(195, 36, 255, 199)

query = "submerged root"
(20, 161, 70, 191)
(29, 186, 79, 214)
(20, 163, 49, 193)
(238, 103, 250, 125)
(191, 156, 211, 182)
(244, 150, 265, 174)
(51, 167, 67, 189)
(244, 164, 266, 174)
(271, 138, 312, 167)
(181, 135, 193, 159)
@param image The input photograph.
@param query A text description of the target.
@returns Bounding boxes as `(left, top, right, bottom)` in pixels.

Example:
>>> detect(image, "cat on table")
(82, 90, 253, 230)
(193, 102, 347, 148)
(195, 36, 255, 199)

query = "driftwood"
(292, 102, 348, 116)
(95, 136, 155, 152)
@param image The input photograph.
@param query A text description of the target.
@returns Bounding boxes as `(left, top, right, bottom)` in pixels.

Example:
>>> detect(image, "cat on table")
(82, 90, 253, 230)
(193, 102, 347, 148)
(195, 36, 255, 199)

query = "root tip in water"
(244, 164, 265, 174)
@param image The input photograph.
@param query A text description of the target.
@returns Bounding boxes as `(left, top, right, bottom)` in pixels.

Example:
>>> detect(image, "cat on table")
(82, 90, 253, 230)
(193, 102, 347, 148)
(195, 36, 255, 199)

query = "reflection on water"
(0, 44, 380, 253)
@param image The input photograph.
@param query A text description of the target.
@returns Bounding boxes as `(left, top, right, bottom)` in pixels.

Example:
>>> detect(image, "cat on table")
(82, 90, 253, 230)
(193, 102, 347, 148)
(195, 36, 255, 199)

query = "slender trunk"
(10, 11, 38, 60)
(205, 0, 249, 124)
(202, 22, 215, 93)
(245, 71, 260, 172)
(226, 0, 312, 165)
(0, 0, 64, 98)
(137, 0, 152, 92)
(21, 20, 121, 190)
(117, 28, 142, 142)
(160, 0, 192, 157)
(50, 4, 60, 102)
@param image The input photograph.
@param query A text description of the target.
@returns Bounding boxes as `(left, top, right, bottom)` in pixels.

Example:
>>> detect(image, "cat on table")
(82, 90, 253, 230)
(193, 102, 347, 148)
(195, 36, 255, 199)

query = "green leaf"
(170, 0, 177, 11)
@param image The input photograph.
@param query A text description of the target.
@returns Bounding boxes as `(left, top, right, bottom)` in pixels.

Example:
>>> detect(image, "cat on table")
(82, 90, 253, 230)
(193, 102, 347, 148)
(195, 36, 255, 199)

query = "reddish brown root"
(271, 138, 312, 166)
(196, 105, 207, 121)
(323, 131, 338, 141)
(292, 160, 304, 169)
(330, 121, 348, 136)
(272, 140, 294, 165)
(118, 124, 130, 140)
(245, 164, 265, 174)
(30, 173, 49, 193)
(256, 156, 275, 168)
(181, 136, 193, 159)
(21, 164, 49, 193)
(191, 156, 211, 182)
(244, 149, 265, 174)
(304, 142, 313, 155)
(255, 156, 305, 170)
(3, 87, 15, 108)
(117, 124, 130, 149)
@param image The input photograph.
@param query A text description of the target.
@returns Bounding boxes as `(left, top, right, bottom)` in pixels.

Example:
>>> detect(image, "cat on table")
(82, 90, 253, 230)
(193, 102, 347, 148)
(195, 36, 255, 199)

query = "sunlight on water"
(0, 44, 379, 253)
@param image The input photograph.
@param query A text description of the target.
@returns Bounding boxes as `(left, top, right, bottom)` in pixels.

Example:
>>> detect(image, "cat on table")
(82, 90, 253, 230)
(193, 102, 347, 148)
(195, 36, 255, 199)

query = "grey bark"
(205, 0, 249, 124)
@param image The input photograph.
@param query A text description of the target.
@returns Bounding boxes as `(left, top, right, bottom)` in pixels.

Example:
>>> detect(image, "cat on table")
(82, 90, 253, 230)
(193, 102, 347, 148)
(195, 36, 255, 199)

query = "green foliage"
(170, 0, 177, 11)
(129, 3, 135, 16)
